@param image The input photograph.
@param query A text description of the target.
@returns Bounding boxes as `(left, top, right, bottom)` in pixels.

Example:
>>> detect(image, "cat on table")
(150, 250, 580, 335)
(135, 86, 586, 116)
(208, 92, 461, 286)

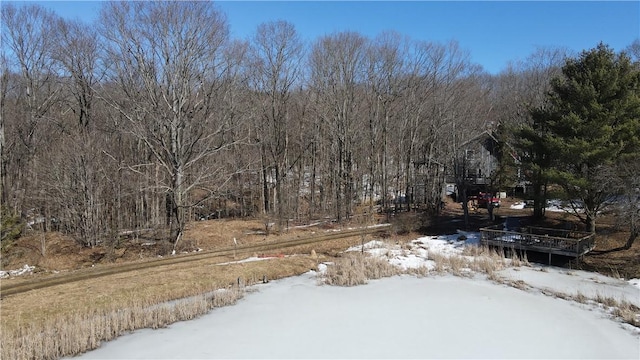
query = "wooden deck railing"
(480, 225, 595, 258)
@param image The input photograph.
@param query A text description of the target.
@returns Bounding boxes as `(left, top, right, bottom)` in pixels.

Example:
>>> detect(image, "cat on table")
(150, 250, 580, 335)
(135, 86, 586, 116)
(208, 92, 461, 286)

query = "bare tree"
(250, 20, 304, 232)
(617, 159, 640, 249)
(433, 42, 489, 228)
(309, 31, 367, 222)
(1, 4, 62, 216)
(625, 38, 640, 64)
(400, 41, 449, 214)
(99, 1, 244, 250)
(363, 31, 408, 217)
(53, 18, 102, 128)
(0, 53, 8, 209)
(34, 17, 108, 247)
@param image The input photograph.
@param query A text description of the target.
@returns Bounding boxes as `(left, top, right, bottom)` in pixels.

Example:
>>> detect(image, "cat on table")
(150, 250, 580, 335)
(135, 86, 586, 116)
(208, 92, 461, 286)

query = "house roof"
(460, 130, 499, 148)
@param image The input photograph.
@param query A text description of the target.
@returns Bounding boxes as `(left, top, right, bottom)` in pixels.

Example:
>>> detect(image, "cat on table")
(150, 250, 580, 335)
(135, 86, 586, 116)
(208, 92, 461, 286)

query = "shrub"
(0, 287, 245, 360)
(612, 301, 639, 327)
(323, 253, 399, 286)
(1, 206, 23, 252)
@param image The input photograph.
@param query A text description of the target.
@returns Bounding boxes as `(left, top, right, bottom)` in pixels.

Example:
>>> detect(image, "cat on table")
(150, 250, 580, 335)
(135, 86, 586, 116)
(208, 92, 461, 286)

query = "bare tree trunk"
(460, 187, 470, 230)
(0, 55, 7, 209)
(586, 213, 596, 234)
(488, 200, 495, 222)
(100, 2, 245, 248)
(532, 175, 546, 219)
(625, 213, 638, 249)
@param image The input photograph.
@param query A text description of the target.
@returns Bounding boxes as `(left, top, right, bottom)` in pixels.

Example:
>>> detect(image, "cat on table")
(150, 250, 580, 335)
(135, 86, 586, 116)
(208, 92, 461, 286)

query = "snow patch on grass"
(0, 264, 36, 278)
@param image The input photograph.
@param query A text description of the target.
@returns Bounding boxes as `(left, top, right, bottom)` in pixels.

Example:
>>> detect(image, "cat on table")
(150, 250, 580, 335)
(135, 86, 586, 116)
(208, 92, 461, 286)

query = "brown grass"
(2, 288, 244, 360)
(3, 209, 638, 358)
(463, 246, 505, 273)
(405, 265, 430, 277)
(0, 256, 317, 360)
(612, 301, 640, 327)
(573, 292, 588, 304)
(322, 253, 400, 286)
(0, 218, 401, 360)
(1, 232, 98, 272)
(577, 293, 640, 327)
(448, 254, 469, 276)
(2, 218, 379, 271)
(184, 218, 276, 249)
(321, 242, 524, 284)
(471, 256, 502, 275)
(428, 251, 447, 274)
(508, 279, 529, 290)
(595, 293, 620, 308)
(527, 288, 640, 329)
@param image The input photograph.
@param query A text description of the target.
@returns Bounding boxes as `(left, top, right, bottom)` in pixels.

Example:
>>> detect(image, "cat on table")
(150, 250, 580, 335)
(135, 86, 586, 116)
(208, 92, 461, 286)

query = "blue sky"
(11, 1, 640, 74)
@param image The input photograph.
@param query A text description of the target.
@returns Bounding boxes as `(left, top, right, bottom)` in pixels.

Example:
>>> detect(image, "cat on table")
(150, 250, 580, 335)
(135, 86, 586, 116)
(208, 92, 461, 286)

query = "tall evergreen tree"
(516, 108, 553, 219)
(528, 43, 640, 232)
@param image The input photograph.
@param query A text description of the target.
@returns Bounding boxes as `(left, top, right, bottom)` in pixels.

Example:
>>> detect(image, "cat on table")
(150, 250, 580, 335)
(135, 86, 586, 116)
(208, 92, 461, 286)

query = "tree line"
(1, 2, 638, 253)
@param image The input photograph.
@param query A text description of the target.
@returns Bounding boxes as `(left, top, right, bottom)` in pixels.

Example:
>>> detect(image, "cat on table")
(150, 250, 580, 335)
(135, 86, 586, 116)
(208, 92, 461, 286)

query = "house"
(446, 130, 501, 197)
(446, 130, 530, 199)
(462, 130, 499, 187)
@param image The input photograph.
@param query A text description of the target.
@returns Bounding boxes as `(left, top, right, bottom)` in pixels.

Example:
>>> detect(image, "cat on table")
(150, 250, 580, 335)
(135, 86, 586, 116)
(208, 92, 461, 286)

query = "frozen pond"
(75, 271, 639, 359)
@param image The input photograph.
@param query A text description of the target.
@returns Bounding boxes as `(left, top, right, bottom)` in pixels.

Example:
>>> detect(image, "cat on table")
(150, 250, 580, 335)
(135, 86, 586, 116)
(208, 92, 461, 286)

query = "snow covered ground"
(73, 233, 640, 359)
(0, 264, 35, 278)
(509, 199, 584, 213)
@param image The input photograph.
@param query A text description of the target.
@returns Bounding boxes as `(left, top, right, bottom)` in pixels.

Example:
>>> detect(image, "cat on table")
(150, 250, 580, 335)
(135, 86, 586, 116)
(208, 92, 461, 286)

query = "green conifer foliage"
(529, 43, 640, 232)
(1, 206, 22, 252)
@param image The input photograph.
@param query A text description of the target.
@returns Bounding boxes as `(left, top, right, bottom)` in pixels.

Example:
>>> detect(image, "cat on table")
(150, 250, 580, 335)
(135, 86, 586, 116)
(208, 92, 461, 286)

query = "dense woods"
(1, 2, 638, 252)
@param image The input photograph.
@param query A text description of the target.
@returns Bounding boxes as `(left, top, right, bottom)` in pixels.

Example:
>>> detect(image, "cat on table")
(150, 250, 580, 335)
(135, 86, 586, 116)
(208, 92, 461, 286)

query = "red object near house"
(477, 192, 500, 208)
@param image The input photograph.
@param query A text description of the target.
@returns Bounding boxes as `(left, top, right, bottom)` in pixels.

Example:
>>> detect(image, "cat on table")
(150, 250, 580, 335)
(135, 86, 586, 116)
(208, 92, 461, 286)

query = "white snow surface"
(510, 202, 526, 209)
(509, 199, 585, 213)
(72, 233, 640, 359)
(0, 264, 35, 278)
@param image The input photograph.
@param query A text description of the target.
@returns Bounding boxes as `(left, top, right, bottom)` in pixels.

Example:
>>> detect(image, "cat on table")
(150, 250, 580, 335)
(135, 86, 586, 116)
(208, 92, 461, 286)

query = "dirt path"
(0, 225, 390, 298)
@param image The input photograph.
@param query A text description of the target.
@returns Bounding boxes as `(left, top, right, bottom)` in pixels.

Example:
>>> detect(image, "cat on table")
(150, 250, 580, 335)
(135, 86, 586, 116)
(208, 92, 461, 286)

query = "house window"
(465, 149, 476, 162)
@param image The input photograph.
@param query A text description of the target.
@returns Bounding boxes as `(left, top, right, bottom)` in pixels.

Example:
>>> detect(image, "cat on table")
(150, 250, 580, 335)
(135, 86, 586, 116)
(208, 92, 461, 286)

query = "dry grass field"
(1, 255, 320, 360)
(1, 218, 401, 359)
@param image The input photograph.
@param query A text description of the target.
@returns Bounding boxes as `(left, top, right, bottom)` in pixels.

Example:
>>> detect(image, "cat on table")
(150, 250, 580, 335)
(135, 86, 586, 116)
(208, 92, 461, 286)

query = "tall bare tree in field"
(41, 17, 108, 247)
(250, 20, 304, 232)
(428, 41, 488, 228)
(53, 18, 102, 128)
(402, 41, 449, 213)
(310, 32, 367, 222)
(1, 4, 62, 216)
(0, 53, 9, 210)
(99, 1, 242, 249)
(363, 31, 408, 215)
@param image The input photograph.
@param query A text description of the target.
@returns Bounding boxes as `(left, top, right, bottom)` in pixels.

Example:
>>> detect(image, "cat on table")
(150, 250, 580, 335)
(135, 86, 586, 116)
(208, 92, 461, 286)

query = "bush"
(391, 212, 432, 235)
(1, 206, 23, 252)
(323, 253, 399, 286)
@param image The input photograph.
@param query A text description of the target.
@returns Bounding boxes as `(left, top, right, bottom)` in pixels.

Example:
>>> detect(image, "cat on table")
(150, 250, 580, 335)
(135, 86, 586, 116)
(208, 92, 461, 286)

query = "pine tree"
(528, 43, 640, 232)
(1, 206, 22, 251)
(516, 117, 553, 219)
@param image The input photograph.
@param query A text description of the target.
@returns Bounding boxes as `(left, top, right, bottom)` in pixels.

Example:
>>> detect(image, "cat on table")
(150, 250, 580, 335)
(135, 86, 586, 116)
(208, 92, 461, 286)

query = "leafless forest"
(0, 2, 611, 250)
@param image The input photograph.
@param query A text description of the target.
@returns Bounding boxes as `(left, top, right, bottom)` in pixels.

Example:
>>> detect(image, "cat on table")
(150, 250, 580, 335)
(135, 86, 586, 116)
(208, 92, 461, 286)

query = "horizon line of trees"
(1, 2, 638, 253)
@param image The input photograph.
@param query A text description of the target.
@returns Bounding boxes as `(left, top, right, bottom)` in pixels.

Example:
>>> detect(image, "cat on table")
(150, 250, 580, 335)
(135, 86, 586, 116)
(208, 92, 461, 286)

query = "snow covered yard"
(73, 233, 640, 359)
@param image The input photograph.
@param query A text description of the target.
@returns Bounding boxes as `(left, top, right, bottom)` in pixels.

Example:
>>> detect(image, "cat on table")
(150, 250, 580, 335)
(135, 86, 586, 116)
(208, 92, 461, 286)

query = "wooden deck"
(480, 224, 596, 262)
